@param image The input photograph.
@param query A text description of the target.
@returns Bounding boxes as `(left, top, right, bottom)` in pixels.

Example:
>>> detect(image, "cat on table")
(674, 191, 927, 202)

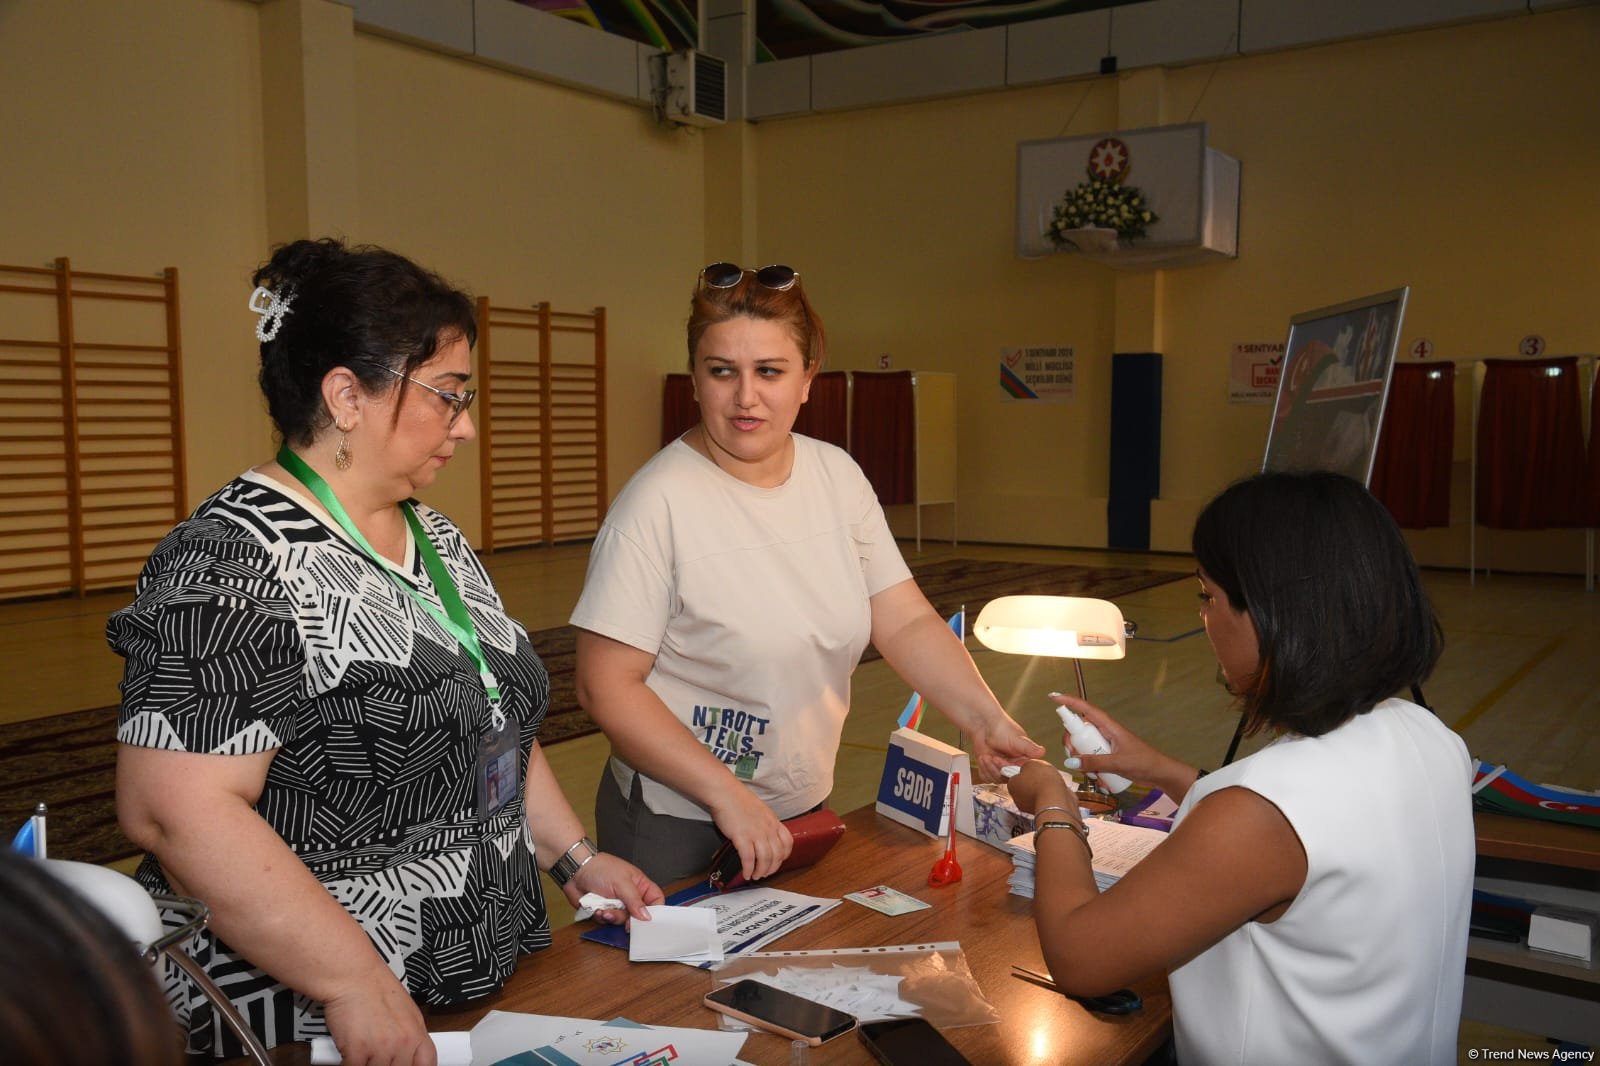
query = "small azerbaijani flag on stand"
(10, 802, 47, 858)
(897, 608, 966, 731)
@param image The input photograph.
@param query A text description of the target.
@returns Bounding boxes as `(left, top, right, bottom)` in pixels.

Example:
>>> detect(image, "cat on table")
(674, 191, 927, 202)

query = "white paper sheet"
(628, 904, 723, 964)
(688, 887, 841, 964)
(468, 1010, 750, 1066)
(308, 1032, 471, 1065)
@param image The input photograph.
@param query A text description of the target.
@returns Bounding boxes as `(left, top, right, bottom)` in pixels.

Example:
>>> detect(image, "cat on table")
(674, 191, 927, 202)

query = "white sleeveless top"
(1169, 699, 1474, 1065)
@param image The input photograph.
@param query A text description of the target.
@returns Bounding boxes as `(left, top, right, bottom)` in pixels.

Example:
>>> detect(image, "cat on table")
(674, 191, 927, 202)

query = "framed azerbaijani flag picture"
(1261, 287, 1409, 486)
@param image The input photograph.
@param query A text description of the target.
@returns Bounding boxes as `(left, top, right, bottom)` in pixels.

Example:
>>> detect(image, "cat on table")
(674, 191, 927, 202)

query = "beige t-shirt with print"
(570, 434, 912, 821)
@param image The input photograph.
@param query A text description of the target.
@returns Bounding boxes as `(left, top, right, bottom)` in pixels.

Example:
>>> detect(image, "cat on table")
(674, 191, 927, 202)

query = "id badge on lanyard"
(277, 446, 516, 819)
(476, 720, 518, 817)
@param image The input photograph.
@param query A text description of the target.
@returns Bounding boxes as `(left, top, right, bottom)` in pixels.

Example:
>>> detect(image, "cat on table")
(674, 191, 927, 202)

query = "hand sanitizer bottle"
(1056, 707, 1132, 794)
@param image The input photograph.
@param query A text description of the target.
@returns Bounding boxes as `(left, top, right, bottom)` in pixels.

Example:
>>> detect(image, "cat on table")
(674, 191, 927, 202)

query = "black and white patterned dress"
(108, 472, 552, 1057)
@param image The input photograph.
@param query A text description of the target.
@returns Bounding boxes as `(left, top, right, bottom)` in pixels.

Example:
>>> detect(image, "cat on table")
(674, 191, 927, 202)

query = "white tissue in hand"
(1000, 765, 1021, 778)
(574, 891, 625, 921)
(308, 1032, 471, 1065)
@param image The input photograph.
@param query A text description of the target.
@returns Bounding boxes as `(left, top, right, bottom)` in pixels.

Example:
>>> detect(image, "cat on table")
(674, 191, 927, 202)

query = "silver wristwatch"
(548, 835, 599, 888)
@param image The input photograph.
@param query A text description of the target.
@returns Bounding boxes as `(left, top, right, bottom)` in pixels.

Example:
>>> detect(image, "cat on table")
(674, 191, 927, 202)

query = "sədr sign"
(875, 727, 976, 839)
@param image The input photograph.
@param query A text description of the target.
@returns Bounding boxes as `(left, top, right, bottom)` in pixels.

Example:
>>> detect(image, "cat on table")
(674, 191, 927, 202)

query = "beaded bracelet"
(1035, 819, 1094, 860)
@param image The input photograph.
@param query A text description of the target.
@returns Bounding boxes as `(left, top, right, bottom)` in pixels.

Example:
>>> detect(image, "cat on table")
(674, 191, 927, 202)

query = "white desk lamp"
(39, 858, 272, 1066)
(973, 595, 1132, 800)
(972, 594, 1128, 703)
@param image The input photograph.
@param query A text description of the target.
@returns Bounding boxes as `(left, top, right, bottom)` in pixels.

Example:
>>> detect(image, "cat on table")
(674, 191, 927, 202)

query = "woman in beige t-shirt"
(571, 263, 1043, 884)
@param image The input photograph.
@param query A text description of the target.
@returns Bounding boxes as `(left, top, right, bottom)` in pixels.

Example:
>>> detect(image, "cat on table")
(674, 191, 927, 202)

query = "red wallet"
(707, 808, 847, 891)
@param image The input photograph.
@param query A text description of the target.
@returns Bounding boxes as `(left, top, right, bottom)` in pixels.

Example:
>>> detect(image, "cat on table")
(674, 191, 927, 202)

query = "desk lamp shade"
(973, 595, 1127, 661)
(37, 858, 274, 1065)
(40, 859, 165, 952)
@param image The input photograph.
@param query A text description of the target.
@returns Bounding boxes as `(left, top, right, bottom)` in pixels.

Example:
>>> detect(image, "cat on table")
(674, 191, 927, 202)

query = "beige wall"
(350, 32, 704, 541)
(1, 0, 272, 502)
(3, 1, 1595, 571)
(1, 0, 704, 549)
(749, 8, 1599, 570)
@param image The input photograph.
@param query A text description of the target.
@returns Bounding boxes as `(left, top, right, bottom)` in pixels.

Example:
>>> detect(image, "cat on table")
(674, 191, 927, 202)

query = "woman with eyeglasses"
(110, 239, 662, 1064)
(1006, 471, 1473, 1065)
(570, 262, 1044, 885)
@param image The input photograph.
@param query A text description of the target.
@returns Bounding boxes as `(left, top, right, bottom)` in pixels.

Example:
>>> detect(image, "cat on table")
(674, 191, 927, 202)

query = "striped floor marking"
(1450, 636, 1565, 733)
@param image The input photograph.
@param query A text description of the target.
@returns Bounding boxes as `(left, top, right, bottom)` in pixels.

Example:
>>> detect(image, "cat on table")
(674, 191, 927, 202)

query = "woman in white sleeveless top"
(1009, 471, 1474, 1065)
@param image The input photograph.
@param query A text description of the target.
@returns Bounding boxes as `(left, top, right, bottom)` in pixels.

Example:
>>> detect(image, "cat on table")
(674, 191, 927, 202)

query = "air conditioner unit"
(659, 50, 727, 127)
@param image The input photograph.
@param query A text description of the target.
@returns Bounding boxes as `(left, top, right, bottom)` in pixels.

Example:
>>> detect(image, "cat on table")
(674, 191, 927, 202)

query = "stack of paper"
(472, 1010, 751, 1065)
(1005, 818, 1167, 897)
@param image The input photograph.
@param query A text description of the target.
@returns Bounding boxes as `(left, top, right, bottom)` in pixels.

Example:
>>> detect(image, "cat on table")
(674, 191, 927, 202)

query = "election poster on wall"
(1229, 342, 1284, 404)
(1000, 346, 1074, 401)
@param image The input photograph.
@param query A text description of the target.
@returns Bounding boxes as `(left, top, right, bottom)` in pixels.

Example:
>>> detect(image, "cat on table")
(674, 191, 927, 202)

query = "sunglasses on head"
(699, 262, 799, 292)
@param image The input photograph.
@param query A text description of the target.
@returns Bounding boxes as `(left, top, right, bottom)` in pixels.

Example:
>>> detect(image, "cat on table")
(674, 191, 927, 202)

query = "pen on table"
(1011, 964, 1058, 991)
(1014, 967, 1145, 1015)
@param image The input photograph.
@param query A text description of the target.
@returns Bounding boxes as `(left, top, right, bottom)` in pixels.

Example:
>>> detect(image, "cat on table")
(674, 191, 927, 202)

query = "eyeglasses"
(698, 262, 800, 292)
(373, 364, 477, 427)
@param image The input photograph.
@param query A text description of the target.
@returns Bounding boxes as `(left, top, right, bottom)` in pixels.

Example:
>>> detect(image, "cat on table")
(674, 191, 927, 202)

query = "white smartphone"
(703, 979, 857, 1046)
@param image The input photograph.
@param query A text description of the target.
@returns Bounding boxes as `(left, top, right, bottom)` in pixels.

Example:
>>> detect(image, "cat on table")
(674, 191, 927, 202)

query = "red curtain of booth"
(1369, 362, 1455, 528)
(1476, 357, 1585, 529)
(661, 373, 697, 447)
(849, 371, 915, 505)
(663, 370, 850, 450)
(793, 370, 849, 448)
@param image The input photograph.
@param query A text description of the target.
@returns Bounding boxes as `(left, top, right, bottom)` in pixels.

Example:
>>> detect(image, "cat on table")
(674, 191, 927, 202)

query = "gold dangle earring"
(334, 425, 353, 471)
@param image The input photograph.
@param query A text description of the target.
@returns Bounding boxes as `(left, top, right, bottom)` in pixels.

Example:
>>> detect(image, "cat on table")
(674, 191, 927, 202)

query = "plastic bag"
(711, 942, 1000, 1028)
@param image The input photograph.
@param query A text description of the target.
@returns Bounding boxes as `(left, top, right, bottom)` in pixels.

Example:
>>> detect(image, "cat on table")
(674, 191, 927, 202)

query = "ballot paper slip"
(628, 904, 722, 964)
(472, 1010, 750, 1066)
(1006, 818, 1167, 897)
(582, 885, 841, 967)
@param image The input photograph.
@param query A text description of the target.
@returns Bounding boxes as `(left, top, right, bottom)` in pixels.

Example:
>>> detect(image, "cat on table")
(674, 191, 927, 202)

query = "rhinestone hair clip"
(248, 284, 296, 342)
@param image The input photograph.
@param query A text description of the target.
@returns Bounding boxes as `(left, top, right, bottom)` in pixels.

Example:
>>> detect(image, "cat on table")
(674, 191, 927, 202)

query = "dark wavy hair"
(253, 238, 477, 444)
(686, 269, 826, 372)
(1192, 470, 1443, 738)
(0, 853, 181, 1064)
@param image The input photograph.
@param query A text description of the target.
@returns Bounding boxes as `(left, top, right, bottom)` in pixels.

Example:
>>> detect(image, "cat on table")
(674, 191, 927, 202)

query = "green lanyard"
(276, 446, 505, 728)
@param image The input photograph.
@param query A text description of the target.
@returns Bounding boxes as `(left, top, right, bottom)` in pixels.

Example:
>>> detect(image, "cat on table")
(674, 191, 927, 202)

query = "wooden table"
(1467, 810, 1600, 1044)
(1475, 810, 1600, 871)
(426, 804, 1171, 1064)
(234, 806, 1170, 1064)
